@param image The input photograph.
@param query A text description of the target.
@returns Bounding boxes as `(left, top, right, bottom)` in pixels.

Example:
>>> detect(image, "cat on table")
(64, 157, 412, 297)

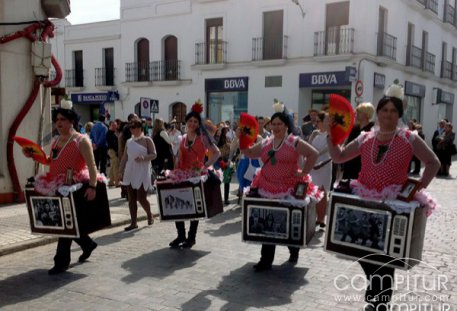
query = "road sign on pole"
(355, 80, 364, 97)
(151, 99, 159, 113)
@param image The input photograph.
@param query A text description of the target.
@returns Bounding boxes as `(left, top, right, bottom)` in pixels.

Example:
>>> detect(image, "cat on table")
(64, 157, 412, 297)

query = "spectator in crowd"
(257, 116, 271, 138)
(106, 120, 120, 187)
(301, 109, 319, 141)
(168, 119, 182, 163)
(151, 118, 174, 175)
(90, 115, 108, 175)
(435, 122, 455, 176)
(84, 122, 94, 137)
(119, 118, 157, 231)
(408, 119, 425, 175)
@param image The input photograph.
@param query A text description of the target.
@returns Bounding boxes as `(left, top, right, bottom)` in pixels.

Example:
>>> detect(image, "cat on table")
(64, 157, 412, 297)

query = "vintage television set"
(156, 178, 223, 221)
(24, 182, 111, 238)
(324, 192, 427, 270)
(241, 197, 316, 247)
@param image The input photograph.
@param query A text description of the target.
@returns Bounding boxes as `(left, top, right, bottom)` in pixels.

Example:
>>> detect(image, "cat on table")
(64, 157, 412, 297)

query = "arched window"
(164, 36, 178, 80)
(137, 38, 150, 81)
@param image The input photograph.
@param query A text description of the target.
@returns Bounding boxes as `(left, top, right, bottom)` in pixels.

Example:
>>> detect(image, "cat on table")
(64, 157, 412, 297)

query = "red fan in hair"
(192, 99, 204, 114)
(328, 94, 355, 145)
(13, 136, 48, 164)
(239, 113, 259, 149)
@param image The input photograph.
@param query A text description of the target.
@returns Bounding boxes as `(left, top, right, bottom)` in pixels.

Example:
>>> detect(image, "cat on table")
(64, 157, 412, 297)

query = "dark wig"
(271, 112, 292, 134)
(185, 111, 203, 135)
(52, 108, 80, 128)
(376, 96, 404, 118)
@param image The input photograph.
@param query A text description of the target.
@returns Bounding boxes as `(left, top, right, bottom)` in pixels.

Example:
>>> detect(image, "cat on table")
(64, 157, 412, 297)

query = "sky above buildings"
(67, 0, 120, 24)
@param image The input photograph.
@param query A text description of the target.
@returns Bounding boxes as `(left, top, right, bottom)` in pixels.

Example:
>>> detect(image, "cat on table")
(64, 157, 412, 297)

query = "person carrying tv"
(167, 101, 221, 249)
(238, 101, 322, 271)
(23, 100, 105, 275)
(326, 82, 440, 311)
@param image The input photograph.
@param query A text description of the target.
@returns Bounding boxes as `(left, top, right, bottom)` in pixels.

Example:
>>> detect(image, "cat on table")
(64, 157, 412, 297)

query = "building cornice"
(64, 35, 121, 45)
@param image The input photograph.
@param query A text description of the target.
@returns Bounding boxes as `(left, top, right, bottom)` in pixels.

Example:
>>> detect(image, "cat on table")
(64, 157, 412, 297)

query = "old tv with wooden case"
(242, 197, 316, 248)
(324, 192, 427, 270)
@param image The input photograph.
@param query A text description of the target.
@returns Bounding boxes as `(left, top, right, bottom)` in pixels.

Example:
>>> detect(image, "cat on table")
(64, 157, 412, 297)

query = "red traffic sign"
(355, 80, 364, 97)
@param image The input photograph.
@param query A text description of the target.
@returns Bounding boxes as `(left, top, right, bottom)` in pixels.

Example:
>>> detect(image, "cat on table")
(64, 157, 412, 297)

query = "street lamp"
(291, 0, 306, 18)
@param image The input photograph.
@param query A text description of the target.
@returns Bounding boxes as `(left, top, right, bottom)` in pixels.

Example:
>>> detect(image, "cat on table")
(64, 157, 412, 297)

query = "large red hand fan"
(328, 94, 355, 145)
(13, 136, 48, 164)
(239, 113, 259, 149)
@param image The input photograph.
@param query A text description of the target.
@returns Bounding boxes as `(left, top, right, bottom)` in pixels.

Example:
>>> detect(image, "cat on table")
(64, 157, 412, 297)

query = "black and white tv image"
(156, 180, 207, 221)
(248, 206, 288, 239)
(242, 197, 316, 248)
(160, 188, 197, 216)
(331, 204, 391, 254)
(324, 193, 427, 270)
(31, 197, 64, 229)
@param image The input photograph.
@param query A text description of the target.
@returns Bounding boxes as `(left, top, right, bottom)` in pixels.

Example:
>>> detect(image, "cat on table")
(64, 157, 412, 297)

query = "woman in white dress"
(119, 119, 157, 231)
(309, 111, 332, 227)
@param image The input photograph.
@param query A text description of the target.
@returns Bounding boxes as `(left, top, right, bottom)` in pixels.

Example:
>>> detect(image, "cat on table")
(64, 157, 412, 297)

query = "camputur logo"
(332, 255, 453, 310)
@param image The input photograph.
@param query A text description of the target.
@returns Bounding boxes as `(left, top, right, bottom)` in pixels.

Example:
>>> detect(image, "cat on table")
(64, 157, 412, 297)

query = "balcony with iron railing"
(377, 32, 397, 61)
(314, 27, 354, 56)
(408, 45, 422, 70)
(65, 69, 84, 88)
(426, 0, 438, 14)
(95, 68, 115, 87)
(195, 41, 227, 65)
(444, 4, 456, 25)
(252, 35, 288, 61)
(441, 60, 453, 79)
(424, 51, 435, 74)
(125, 61, 181, 83)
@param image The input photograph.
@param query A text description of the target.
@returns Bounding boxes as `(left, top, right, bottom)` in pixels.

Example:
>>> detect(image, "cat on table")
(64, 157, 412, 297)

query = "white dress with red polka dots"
(250, 134, 322, 201)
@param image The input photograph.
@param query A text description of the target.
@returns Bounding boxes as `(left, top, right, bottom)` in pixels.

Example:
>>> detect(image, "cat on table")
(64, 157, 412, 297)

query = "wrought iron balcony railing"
(377, 32, 397, 61)
(408, 45, 423, 69)
(95, 68, 115, 86)
(65, 69, 84, 87)
(252, 35, 288, 61)
(125, 61, 181, 82)
(441, 60, 453, 79)
(195, 41, 227, 65)
(424, 51, 435, 74)
(314, 27, 354, 56)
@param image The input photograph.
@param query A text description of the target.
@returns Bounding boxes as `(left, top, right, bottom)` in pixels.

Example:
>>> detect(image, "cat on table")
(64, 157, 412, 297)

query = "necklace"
(185, 133, 197, 148)
(378, 129, 397, 135)
(52, 133, 75, 160)
(370, 130, 397, 166)
(267, 136, 286, 165)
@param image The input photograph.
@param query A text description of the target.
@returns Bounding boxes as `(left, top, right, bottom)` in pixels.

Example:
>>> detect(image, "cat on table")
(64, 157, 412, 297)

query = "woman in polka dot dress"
(327, 85, 440, 311)
(240, 111, 322, 272)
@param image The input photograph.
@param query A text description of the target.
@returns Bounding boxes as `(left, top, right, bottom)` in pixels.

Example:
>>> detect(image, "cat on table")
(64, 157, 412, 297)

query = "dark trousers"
(224, 183, 230, 202)
(259, 244, 299, 265)
(94, 146, 108, 175)
(175, 220, 199, 241)
(53, 235, 94, 267)
(360, 261, 395, 310)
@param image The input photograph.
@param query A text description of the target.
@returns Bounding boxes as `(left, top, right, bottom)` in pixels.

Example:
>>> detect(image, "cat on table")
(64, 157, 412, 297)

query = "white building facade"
(54, 0, 457, 142)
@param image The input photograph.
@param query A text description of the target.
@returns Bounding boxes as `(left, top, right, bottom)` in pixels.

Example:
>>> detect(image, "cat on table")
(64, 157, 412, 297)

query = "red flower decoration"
(192, 99, 204, 114)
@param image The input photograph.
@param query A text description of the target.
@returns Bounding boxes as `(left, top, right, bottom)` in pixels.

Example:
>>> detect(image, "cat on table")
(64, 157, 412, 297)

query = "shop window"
(404, 96, 421, 124)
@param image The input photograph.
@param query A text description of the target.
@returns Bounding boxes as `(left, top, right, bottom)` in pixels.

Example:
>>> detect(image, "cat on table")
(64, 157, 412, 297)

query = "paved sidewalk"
(0, 186, 158, 256)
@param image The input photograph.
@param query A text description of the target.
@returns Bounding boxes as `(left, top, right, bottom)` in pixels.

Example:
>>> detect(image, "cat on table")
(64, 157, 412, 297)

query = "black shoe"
(253, 261, 272, 272)
(79, 242, 97, 263)
(169, 237, 185, 248)
(288, 254, 298, 263)
(224, 200, 230, 205)
(124, 224, 138, 231)
(48, 265, 68, 275)
(181, 239, 195, 248)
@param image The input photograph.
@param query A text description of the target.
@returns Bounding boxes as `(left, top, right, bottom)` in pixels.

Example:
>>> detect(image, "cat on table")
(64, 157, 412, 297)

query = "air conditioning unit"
(41, 0, 71, 18)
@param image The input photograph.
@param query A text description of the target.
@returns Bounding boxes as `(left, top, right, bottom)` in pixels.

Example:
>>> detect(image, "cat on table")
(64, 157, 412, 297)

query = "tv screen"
(247, 205, 289, 239)
(330, 203, 392, 254)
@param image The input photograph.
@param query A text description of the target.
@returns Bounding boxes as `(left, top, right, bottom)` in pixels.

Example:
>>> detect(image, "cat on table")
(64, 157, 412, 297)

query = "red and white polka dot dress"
(250, 134, 321, 200)
(357, 129, 413, 192)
